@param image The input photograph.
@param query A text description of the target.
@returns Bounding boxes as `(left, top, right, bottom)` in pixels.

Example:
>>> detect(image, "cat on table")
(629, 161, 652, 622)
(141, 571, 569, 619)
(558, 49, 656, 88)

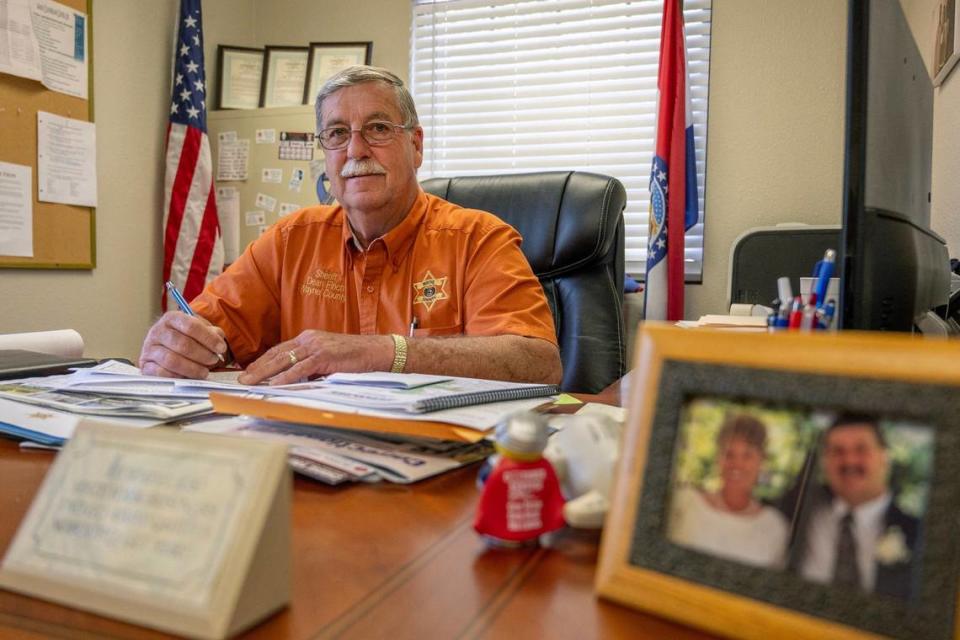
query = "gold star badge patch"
(413, 270, 449, 311)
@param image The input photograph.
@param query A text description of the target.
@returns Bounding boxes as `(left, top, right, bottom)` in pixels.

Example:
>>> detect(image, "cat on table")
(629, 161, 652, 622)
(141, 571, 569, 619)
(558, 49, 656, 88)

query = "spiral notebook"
(253, 373, 559, 414)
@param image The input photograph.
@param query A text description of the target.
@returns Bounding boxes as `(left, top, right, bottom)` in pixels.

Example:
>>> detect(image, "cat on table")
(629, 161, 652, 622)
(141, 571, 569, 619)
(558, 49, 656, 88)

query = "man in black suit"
(789, 413, 921, 600)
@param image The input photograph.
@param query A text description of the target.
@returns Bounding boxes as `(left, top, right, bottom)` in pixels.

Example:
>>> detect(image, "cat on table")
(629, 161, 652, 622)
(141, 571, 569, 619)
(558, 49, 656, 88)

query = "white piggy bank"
(543, 413, 622, 529)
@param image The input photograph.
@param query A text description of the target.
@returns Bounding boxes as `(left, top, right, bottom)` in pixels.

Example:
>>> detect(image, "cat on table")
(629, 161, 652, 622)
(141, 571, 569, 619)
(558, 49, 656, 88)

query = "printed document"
(0, 161, 33, 257)
(216, 186, 240, 262)
(0, 0, 43, 81)
(31, 0, 88, 99)
(37, 111, 97, 207)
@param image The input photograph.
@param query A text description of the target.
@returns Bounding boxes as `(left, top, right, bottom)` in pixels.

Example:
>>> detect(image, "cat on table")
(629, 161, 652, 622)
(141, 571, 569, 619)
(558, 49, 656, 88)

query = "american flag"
(161, 0, 222, 310)
(644, 0, 698, 322)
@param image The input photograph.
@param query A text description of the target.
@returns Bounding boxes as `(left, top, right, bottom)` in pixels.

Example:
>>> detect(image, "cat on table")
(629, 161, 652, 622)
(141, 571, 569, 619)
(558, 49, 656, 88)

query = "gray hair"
(314, 65, 420, 129)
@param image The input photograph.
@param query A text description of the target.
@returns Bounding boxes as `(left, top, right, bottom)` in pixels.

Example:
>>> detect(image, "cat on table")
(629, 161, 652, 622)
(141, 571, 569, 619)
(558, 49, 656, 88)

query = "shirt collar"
(831, 491, 892, 528)
(340, 190, 428, 267)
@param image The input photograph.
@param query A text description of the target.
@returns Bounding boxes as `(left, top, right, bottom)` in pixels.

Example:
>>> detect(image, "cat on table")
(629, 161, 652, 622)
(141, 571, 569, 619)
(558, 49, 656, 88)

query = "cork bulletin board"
(0, 0, 94, 269)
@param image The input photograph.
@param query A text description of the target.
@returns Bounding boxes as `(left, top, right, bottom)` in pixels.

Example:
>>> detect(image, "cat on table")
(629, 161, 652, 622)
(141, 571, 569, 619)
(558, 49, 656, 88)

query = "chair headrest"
(421, 171, 625, 277)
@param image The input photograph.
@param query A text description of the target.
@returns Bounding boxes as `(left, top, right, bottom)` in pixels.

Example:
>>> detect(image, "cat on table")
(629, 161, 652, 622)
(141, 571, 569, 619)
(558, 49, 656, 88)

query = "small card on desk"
(0, 423, 292, 639)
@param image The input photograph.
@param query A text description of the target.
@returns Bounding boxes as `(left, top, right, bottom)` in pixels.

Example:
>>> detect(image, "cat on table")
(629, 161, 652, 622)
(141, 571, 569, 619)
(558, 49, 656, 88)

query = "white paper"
(270, 394, 550, 430)
(258, 225, 269, 236)
(31, 0, 88, 99)
(0, 328, 83, 356)
(271, 56, 307, 105)
(288, 168, 304, 191)
(216, 139, 249, 181)
(245, 211, 265, 226)
(215, 186, 240, 263)
(326, 372, 452, 389)
(278, 202, 300, 217)
(36, 111, 97, 207)
(255, 192, 276, 211)
(0, 0, 43, 81)
(0, 161, 33, 257)
(255, 128, 276, 144)
(188, 419, 469, 484)
(0, 398, 157, 444)
(261, 168, 282, 184)
(223, 50, 262, 109)
(218, 130, 237, 143)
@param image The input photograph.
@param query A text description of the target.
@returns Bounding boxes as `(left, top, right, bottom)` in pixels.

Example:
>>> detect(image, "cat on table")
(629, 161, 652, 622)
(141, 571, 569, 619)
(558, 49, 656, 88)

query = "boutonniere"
(875, 525, 911, 565)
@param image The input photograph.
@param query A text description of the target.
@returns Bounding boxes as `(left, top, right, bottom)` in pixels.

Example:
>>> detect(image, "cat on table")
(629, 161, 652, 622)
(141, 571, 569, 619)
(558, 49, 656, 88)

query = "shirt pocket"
(413, 323, 463, 337)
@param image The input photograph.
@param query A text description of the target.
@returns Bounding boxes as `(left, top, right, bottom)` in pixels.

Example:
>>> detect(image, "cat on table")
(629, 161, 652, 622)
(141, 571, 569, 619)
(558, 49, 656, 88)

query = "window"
(411, 0, 712, 279)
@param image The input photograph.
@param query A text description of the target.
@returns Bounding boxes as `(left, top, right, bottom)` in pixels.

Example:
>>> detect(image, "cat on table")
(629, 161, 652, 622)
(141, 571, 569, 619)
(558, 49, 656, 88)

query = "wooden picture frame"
(259, 46, 309, 109)
(934, 0, 960, 87)
(216, 45, 264, 110)
(303, 42, 372, 106)
(596, 324, 960, 640)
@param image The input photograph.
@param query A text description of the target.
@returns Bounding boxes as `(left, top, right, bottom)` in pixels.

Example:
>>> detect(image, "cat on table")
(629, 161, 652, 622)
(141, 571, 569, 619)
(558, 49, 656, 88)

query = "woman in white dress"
(668, 414, 789, 569)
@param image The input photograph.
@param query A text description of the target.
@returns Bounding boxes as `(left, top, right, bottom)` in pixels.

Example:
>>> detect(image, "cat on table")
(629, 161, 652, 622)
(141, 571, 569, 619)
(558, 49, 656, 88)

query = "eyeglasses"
(317, 121, 412, 151)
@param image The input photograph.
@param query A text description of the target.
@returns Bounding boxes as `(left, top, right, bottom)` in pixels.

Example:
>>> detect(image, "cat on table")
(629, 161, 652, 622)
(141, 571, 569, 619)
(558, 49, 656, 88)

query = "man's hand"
(139, 312, 229, 379)
(238, 331, 561, 386)
(239, 331, 393, 385)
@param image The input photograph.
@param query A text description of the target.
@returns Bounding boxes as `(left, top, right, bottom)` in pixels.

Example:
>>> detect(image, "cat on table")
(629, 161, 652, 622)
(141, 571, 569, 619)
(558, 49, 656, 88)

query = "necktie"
(834, 511, 861, 588)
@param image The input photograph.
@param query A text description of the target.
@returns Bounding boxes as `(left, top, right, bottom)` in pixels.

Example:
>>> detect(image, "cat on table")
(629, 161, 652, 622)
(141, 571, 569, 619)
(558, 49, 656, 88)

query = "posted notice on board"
(37, 111, 98, 208)
(0, 161, 33, 258)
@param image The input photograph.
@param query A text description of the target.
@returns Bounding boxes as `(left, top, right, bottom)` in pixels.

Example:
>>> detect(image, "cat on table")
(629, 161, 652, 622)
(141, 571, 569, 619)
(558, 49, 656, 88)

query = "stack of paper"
(184, 416, 493, 484)
(0, 361, 220, 445)
(211, 371, 558, 443)
(0, 363, 557, 484)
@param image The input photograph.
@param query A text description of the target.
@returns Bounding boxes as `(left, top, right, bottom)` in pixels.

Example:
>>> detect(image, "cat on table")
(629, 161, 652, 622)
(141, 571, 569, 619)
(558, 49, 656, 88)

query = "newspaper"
(185, 418, 493, 484)
(0, 382, 212, 420)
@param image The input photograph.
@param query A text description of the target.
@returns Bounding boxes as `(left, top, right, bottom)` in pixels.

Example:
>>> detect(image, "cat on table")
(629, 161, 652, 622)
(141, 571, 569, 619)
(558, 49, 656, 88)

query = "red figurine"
(474, 413, 566, 545)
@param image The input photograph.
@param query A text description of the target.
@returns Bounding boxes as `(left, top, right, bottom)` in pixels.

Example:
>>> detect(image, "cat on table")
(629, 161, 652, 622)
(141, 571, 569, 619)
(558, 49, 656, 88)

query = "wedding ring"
(288, 350, 298, 366)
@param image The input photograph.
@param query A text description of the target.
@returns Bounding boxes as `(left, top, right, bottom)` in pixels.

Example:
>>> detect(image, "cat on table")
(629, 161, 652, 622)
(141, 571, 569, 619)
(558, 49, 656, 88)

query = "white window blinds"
(411, 0, 712, 279)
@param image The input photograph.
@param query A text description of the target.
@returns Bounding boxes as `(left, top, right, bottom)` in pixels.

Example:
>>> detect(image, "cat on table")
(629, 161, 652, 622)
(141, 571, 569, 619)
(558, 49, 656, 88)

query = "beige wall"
(0, 0, 180, 361)
(1, 0, 957, 359)
(685, 0, 848, 318)
(251, 0, 412, 85)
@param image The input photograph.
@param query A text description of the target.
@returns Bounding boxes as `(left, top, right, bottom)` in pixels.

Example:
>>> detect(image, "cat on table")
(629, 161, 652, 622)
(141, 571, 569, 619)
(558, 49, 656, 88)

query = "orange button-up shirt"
(192, 191, 557, 366)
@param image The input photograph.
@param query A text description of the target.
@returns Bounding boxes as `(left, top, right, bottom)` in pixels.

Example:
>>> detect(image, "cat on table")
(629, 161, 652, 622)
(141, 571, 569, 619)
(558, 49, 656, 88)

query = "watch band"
(390, 334, 408, 373)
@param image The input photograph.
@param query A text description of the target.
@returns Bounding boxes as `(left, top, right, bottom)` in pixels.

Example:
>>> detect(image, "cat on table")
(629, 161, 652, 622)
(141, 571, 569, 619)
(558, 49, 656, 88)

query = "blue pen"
(820, 299, 837, 330)
(813, 249, 836, 309)
(165, 280, 226, 363)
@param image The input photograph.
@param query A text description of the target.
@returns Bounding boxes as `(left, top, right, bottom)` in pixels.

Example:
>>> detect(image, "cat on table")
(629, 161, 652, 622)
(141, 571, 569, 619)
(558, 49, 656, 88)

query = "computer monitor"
(840, 0, 951, 331)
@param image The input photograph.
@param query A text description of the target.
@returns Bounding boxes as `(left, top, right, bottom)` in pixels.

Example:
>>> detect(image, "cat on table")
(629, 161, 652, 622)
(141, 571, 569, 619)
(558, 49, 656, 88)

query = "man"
(139, 66, 561, 386)
(790, 414, 921, 600)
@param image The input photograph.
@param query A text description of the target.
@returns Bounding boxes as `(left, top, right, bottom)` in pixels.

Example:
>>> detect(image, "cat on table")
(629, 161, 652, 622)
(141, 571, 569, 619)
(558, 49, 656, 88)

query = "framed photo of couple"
(597, 325, 960, 640)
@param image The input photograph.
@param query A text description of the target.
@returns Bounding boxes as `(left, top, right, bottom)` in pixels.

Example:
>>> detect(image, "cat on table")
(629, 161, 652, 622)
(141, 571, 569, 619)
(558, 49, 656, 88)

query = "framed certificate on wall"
(260, 46, 309, 108)
(216, 46, 264, 110)
(303, 42, 373, 106)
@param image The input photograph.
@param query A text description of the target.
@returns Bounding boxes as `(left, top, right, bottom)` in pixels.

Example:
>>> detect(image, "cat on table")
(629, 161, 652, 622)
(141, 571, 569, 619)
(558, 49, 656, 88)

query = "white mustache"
(340, 159, 387, 178)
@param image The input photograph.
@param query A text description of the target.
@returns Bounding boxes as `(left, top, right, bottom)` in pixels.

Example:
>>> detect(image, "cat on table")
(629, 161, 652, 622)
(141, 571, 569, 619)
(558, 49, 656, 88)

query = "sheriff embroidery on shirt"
(413, 270, 448, 310)
(300, 268, 345, 302)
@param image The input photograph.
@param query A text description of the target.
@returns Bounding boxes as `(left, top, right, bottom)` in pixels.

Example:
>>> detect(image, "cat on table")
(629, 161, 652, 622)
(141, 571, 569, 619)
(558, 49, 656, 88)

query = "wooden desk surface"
(0, 387, 714, 640)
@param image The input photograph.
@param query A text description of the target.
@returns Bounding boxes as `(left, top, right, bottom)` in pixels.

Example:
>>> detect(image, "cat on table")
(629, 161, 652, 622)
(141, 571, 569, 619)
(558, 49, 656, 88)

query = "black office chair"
(421, 171, 627, 393)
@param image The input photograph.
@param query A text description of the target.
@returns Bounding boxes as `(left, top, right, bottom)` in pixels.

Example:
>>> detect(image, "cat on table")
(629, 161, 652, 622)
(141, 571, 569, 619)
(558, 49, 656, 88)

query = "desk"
(0, 386, 714, 640)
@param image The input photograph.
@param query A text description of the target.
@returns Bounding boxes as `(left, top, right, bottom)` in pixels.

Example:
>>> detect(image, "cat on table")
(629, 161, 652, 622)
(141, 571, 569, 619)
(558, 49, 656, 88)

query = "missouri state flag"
(644, 0, 699, 322)
(161, 0, 223, 310)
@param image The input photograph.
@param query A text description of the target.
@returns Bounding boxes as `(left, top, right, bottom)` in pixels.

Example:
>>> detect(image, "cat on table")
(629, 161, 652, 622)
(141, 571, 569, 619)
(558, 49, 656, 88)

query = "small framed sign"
(216, 45, 264, 110)
(0, 423, 292, 639)
(259, 45, 309, 108)
(303, 41, 373, 106)
(596, 324, 960, 640)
